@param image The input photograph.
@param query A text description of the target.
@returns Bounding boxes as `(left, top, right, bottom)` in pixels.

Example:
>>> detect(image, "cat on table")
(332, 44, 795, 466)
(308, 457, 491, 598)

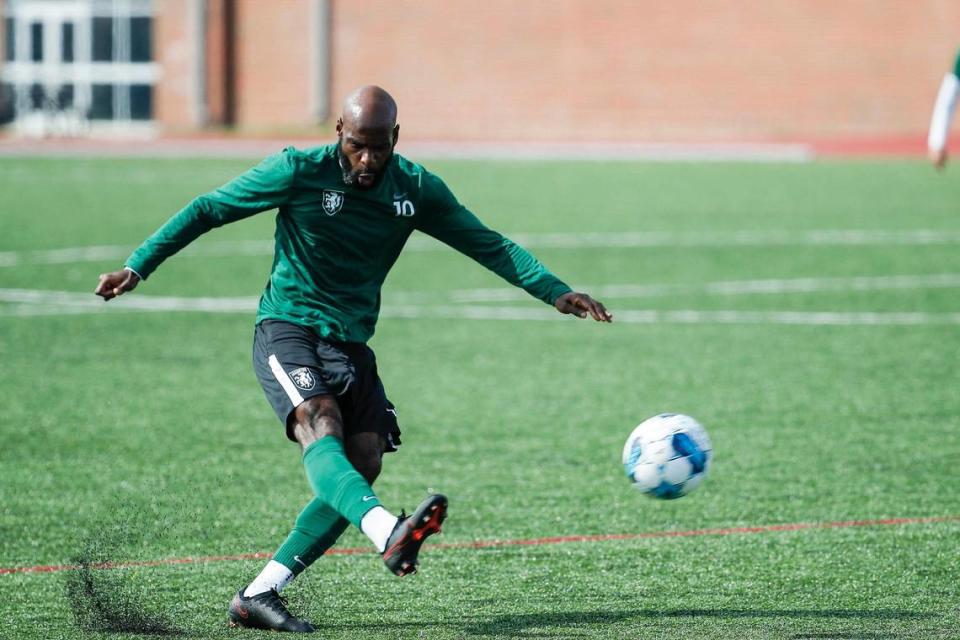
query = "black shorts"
(252, 319, 401, 452)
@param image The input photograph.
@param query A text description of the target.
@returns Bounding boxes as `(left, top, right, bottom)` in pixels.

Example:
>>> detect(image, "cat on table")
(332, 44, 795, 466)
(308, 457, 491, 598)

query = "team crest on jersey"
(322, 189, 344, 216)
(290, 367, 316, 390)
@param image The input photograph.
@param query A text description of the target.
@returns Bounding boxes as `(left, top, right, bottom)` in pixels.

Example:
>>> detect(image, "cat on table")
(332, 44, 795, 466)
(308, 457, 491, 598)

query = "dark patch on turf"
(64, 558, 184, 635)
(63, 501, 186, 636)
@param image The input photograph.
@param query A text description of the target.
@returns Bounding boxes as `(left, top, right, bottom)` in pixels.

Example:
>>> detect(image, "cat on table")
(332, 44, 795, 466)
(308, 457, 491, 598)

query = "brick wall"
(149, 1, 960, 141)
(154, 0, 194, 129)
(330, 1, 960, 142)
(155, 0, 316, 131)
(233, 0, 312, 128)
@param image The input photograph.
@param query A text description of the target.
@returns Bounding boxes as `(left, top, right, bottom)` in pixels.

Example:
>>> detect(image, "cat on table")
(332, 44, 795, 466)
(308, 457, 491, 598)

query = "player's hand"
(95, 268, 141, 301)
(554, 291, 612, 322)
(930, 147, 948, 170)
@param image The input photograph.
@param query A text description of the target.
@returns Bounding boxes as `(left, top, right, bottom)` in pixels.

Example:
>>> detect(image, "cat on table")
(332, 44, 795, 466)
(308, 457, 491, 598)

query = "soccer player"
(94, 85, 612, 633)
(928, 48, 960, 169)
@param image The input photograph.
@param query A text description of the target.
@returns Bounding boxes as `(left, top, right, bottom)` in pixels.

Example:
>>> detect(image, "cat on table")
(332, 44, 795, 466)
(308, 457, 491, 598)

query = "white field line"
(0, 288, 256, 312)
(381, 305, 960, 326)
(4, 229, 960, 267)
(4, 273, 959, 310)
(448, 273, 960, 303)
(2, 288, 959, 326)
(0, 241, 276, 268)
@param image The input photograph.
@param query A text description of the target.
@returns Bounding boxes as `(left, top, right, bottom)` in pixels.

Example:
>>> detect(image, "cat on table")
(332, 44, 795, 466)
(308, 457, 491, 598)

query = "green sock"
(301, 436, 382, 529)
(272, 498, 350, 575)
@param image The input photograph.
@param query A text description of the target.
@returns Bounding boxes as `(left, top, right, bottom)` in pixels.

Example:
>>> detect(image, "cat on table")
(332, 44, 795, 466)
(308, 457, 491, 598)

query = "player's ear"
(336, 118, 344, 136)
(392, 124, 400, 147)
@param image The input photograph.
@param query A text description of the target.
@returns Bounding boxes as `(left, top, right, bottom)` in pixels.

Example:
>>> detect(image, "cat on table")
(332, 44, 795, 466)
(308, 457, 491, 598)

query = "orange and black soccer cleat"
(382, 493, 448, 576)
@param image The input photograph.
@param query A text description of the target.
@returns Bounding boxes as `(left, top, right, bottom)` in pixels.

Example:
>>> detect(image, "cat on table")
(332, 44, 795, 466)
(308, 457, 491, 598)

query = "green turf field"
(1, 156, 959, 639)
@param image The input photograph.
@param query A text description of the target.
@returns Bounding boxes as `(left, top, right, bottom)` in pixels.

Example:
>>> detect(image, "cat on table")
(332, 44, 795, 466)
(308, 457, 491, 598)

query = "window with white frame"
(1, 0, 157, 134)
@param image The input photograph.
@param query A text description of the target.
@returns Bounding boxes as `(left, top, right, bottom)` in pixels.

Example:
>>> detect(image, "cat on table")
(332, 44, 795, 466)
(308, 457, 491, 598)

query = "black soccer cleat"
(227, 588, 315, 633)
(382, 493, 448, 576)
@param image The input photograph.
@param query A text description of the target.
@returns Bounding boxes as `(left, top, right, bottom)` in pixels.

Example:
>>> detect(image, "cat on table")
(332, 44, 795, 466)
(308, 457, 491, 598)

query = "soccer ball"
(622, 413, 712, 499)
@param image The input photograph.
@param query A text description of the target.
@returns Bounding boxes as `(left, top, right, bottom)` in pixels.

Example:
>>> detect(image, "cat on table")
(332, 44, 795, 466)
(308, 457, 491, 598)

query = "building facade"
(1, 0, 158, 135)
(1, 0, 958, 142)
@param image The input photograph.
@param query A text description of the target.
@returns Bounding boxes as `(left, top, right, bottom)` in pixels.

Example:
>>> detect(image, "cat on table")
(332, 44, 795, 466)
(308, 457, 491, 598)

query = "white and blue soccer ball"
(622, 413, 712, 499)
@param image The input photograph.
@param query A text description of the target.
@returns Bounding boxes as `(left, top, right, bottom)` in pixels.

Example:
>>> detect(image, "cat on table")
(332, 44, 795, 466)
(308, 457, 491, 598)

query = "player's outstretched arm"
(554, 291, 613, 322)
(94, 268, 141, 301)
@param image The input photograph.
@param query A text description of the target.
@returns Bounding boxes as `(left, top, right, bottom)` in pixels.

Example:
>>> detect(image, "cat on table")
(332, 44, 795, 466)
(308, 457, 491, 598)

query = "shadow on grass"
(324, 608, 935, 637)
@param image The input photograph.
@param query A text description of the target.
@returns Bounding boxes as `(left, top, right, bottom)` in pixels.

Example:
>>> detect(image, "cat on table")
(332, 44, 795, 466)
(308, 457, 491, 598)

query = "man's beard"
(337, 143, 392, 189)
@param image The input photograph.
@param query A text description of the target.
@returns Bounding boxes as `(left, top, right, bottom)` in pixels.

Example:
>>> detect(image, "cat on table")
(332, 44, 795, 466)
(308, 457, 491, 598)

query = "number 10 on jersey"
(393, 200, 415, 217)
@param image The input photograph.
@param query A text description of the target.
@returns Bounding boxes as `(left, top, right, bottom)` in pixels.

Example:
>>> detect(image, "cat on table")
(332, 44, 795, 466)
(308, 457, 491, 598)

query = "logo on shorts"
(289, 367, 316, 390)
(322, 189, 344, 216)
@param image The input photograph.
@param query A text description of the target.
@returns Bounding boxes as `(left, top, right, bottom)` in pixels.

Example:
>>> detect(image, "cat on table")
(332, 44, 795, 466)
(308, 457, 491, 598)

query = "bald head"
(336, 86, 400, 189)
(341, 85, 397, 130)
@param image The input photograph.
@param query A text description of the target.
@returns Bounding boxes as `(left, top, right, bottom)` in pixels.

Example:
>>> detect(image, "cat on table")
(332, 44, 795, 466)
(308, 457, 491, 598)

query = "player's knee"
(346, 434, 385, 484)
(291, 395, 343, 442)
(351, 454, 381, 484)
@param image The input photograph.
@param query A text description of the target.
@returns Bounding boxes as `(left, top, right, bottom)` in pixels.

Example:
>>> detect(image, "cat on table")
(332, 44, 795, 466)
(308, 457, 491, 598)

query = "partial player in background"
(928, 48, 960, 169)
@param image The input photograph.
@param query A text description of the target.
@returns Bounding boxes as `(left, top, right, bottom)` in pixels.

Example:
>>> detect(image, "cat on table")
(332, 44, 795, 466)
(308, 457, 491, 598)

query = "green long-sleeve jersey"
(125, 144, 572, 342)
